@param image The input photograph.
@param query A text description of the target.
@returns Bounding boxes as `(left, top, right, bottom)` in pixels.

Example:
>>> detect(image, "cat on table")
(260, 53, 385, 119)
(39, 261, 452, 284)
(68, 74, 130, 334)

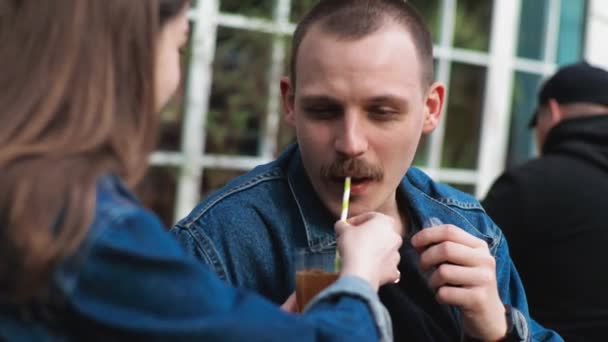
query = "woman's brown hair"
(0, 0, 188, 302)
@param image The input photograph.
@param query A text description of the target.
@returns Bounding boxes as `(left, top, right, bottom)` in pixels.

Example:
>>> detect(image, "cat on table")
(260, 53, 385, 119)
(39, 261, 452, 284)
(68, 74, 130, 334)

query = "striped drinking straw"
(340, 177, 352, 222)
(335, 177, 351, 271)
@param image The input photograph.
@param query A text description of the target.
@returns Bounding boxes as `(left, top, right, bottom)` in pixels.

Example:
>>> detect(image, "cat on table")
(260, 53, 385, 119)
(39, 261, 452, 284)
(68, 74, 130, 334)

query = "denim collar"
(97, 174, 140, 206)
(402, 169, 496, 249)
(286, 149, 337, 251)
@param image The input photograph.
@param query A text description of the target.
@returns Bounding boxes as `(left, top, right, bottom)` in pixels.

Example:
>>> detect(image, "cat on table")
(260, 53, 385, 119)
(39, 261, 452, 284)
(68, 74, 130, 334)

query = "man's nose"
(334, 113, 368, 158)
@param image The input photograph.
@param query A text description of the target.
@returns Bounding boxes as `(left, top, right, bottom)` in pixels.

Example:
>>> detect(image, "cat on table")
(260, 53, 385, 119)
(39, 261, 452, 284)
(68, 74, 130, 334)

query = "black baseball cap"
(529, 61, 608, 127)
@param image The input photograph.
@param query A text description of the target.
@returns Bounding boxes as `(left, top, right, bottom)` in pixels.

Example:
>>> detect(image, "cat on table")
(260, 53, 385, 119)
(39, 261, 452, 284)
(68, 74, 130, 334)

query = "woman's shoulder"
(54, 175, 178, 297)
(93, 175, 152, 228)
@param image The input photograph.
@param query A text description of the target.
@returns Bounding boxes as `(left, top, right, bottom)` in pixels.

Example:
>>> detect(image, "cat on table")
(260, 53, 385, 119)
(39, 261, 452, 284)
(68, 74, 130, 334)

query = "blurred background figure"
(0, 0, 401, 340)
(483, 61, 608, 341)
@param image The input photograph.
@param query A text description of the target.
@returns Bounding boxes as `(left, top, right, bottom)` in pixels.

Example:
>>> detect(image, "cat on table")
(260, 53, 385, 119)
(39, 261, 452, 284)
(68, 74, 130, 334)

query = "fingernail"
(423, 217, 443, 228)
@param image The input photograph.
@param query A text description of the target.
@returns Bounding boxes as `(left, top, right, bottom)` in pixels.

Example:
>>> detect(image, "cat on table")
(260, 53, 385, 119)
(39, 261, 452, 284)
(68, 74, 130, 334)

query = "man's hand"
(411, 224, 507, 341)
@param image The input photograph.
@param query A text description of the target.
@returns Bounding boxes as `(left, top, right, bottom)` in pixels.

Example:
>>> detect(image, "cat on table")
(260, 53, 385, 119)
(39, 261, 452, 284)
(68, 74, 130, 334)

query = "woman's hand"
(335, 212, 402, 291)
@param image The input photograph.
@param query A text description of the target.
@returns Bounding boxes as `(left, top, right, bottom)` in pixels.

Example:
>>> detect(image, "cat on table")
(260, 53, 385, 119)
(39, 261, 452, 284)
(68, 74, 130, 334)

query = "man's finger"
(434, 285, 483, 308)
(428, 264, 493, 290)
(419, 241, 487, 271)
(411, 225, 488, 250)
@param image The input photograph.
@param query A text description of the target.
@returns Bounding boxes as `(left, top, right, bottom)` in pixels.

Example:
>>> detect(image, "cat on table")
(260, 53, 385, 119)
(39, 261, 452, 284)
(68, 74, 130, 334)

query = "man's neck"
(382, 197, 409, 237)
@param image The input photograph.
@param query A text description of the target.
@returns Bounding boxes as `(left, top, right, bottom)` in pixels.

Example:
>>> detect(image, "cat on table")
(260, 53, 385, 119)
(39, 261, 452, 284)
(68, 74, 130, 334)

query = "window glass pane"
(201, 168, 247, 198)
(207, 27, 273, 156)
(158, 93, 185, 151)
(134, 167, 178, 227)
(276, 117, 296, 155)
(517, 0, 549, 60)
(453, 0, 493, 51)
(157, 25, 194, 151)
(441, 63, 486, 169)
(507, 71, 542, 167)
(409, 0, 441, 44)
(557, 0, 586, 65)
(413, 134, 430, 167)
(276, 35, 297, 156)
(220, 0, 275, 19)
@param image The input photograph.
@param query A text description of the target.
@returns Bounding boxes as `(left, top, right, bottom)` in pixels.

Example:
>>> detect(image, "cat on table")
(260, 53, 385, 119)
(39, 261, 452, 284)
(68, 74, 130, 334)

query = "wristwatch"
(501, 304, 529, 342)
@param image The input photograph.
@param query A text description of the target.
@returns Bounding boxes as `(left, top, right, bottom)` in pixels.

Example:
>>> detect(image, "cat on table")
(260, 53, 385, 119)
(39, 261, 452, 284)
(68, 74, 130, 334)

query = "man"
(172, 1, 560, 340)
(483, 62, 608, 341)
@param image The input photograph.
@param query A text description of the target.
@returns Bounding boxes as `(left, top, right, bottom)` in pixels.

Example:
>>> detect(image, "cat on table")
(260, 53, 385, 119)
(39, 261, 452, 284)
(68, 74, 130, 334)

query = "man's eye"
(369, 107, 399, 118)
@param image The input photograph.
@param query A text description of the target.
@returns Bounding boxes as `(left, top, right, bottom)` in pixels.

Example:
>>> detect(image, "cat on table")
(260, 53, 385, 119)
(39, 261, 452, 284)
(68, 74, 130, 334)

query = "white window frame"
(149, 0, 577, 223)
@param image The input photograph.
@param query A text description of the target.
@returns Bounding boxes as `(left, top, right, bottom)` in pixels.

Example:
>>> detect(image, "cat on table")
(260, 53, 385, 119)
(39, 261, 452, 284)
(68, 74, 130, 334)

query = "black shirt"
(379, 210, 463, 341)
(483, 115, 608, 341)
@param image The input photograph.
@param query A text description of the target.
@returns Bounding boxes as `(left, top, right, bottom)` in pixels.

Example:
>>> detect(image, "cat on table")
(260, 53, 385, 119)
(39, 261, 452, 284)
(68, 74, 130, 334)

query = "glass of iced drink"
(294, 249, 339, 311)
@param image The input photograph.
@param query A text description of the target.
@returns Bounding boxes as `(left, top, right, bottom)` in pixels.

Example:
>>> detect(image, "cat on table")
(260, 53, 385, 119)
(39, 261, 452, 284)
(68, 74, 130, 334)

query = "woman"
(0, 0, 401, 340)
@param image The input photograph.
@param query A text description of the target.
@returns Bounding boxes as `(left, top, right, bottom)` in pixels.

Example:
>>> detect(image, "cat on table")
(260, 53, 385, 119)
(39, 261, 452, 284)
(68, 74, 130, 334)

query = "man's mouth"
(330, 176, 375, 195)
(321, 158, 384, 197)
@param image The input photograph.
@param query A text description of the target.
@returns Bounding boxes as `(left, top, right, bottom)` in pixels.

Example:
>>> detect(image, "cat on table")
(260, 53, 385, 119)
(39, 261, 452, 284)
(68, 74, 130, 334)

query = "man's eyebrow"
(298, 95, 341, 106)
(366, 95, 410, 111)
(367, 95, 408, 105)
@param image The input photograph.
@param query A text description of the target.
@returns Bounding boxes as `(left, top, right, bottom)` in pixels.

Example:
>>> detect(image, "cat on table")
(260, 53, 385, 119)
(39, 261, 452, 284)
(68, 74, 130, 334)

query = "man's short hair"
(289, 0, 434, 89)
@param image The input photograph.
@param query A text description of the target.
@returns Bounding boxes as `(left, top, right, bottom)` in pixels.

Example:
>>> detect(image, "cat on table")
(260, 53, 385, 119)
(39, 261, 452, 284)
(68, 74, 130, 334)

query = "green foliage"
(220, 0, 275, 19)
(442, 63, 486, 169)
(206, 27, 273, 156)
(453, 0, 492, 51)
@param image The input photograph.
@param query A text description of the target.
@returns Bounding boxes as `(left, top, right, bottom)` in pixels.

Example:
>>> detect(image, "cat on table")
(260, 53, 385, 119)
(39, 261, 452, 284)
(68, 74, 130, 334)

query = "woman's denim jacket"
(172, 144, 564, 342)
(0, 174, 392, 341)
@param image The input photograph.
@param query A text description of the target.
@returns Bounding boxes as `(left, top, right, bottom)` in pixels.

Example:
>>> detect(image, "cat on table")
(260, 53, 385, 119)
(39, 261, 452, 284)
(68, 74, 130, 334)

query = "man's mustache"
(320, 158, 383, 181)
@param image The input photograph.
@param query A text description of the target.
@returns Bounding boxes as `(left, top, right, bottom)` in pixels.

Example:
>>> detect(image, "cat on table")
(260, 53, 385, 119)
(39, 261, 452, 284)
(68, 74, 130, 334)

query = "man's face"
(281, 24, 444, 219)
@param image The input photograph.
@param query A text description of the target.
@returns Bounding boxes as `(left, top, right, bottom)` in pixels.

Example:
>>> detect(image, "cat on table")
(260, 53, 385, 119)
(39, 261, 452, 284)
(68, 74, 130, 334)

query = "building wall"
(586, 0, 608, 69)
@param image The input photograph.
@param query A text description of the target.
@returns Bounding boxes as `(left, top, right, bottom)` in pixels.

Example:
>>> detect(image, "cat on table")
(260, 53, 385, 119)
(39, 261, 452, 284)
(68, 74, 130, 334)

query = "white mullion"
(174, 0, 220, 221)
(476, 0, 522, 198)
(260, 0, 291, 159)
(544, 0, 562, 65)
(427, 0, 456, 178)
(202, 155, 271, 171)
(420, 167, 479, 184)
(434, 46, 491, 67)
(585, 0, 608, 69)
(150, 151, 184, 167)
(217, 13, 295, 35)
(513, 57, 557, 75)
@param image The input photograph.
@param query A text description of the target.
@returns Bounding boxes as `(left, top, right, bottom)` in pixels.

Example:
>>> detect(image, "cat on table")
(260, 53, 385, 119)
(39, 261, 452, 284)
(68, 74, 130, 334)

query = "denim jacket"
(0, 174, 392, 341)
(172, 144, 563, 342)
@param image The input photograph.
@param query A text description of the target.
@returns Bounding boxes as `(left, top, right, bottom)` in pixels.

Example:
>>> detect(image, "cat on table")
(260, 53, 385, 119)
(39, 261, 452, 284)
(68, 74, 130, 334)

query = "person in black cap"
(483, 61, 608, 341)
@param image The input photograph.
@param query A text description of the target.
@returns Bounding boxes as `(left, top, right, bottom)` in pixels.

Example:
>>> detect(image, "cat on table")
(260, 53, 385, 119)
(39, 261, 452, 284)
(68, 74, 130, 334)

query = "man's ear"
(547, 98, 563, 124)
(422, 82, 445, 134)
(280, 77, 296, 125)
